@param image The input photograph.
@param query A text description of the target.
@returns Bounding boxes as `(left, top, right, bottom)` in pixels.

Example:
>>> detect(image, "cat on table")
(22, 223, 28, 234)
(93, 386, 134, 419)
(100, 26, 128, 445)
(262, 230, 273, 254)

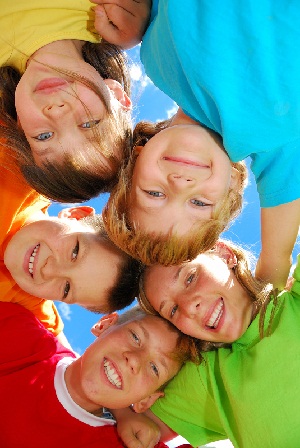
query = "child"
(1, 147, 141, 336)
(116, 242, 300, 448)
(0, 0, 132, 203)
(96, 0, 300, 290)
(0, 302, 195, 447)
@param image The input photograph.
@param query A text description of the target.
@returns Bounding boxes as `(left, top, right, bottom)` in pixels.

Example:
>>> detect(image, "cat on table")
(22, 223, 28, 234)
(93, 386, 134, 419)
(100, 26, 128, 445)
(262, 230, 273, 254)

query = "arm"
(91, 0, 151, 49)
(256, 199, 300, 289)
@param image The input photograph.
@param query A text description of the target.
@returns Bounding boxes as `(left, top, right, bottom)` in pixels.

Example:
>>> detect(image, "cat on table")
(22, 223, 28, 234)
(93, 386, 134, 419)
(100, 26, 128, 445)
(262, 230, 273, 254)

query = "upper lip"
(162, 156, 210, 168)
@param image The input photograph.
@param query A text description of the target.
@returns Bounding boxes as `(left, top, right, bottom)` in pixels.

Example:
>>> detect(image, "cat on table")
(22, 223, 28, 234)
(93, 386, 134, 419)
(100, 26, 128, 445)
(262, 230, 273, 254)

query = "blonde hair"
(138, 239, 276, 360)
(103, 120, 248, 265)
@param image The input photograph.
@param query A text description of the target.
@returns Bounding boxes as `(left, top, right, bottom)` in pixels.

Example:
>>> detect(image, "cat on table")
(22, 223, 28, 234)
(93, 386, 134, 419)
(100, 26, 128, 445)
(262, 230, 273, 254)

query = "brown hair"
(138, 239, 276, 361)
(103, 119, 248, 265)
(0, 42, 133, 202)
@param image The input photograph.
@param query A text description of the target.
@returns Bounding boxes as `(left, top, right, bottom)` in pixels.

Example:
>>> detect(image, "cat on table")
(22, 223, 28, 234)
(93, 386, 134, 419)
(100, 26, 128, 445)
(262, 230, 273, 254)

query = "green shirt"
(152, 256, 300, 447)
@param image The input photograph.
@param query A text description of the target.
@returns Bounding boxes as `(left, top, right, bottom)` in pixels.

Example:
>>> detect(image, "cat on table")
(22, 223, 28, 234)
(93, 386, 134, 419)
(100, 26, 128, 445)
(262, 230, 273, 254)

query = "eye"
(150, 362, 159, 377)
(80, 120, 100, 129)
(145, 191, 165, 198)
(186, 271, 196, 286)
(34, 131, 53, 141)
(130, 330, 140, 345)
(72, 241, 79, 261)
(63, 281, 70, 300)
(190, 199, 210, 207)
(170, 304, 178, 319)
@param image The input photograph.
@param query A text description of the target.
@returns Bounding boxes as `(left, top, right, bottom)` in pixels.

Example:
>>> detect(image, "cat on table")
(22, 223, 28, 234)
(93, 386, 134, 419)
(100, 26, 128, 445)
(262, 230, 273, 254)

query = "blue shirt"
(141, 0, 300, 207)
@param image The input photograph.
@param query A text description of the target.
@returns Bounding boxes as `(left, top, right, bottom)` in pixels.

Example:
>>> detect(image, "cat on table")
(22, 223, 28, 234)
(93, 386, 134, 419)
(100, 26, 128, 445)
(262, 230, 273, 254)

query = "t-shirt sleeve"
(251, 138, 300, 208)
(151, 361, 226, 447)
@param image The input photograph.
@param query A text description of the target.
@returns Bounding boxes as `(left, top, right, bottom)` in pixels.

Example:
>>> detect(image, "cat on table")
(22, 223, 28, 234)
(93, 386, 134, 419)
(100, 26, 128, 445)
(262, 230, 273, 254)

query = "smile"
(28, 244, 40, 277)
(206, 298, 224, 329)
(104, 358, 122, 389)
(162, 156, 209, 168)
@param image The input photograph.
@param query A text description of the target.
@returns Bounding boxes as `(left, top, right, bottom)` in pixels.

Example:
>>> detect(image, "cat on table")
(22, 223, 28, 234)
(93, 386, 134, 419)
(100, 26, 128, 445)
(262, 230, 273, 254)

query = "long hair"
(0, 41, 132, 202)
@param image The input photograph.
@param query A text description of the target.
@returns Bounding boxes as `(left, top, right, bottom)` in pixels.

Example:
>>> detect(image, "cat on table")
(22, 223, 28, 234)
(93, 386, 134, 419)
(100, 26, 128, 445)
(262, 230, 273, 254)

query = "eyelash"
(145, 190, 165, 198)
(131, 330, 140, 345)
(34, 131, 53, 141)
(190, 199, 210, 207)
(62, 241, 79, 300)
(80, 120, 100, 129)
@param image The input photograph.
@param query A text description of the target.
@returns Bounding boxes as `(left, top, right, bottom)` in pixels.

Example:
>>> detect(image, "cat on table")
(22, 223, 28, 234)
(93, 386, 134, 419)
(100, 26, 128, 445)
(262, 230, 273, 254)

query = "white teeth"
(207, 299, 224, 329)
(104, 358, 122, 389)
(28, 244, 40, 277)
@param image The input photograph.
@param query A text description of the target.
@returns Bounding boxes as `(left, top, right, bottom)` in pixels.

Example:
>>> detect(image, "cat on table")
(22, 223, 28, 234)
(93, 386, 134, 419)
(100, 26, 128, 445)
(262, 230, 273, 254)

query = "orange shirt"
(0, 151, 63, 336)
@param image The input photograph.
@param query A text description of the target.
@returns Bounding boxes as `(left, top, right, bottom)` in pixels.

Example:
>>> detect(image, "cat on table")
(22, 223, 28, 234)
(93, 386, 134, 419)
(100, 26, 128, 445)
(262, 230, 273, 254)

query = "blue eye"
(150, 362, 159, 377)
(81, 120, 100, 129)
(63, 281, 70, 299)
(34, 131, 53, 141)
(131, 331, 140, 345)
(170, 305, 178, 318)
(191, 199, 209, 207)
(72, 241, 79, 261)
(145, 191, 164, 197)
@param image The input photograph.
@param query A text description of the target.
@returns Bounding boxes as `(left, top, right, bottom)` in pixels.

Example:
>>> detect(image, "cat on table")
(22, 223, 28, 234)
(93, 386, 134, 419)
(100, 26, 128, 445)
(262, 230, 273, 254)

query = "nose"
(167, 173, 196, 191)
(43, 102, 70, 118)
(124, 351, 141, 374)
(40, 256, 61, 281)
(181, 298, 200, 318)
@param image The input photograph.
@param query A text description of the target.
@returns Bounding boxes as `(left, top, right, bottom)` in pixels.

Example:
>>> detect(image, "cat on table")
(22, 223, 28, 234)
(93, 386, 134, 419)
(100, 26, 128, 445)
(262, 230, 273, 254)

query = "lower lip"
(23, 245, 36, 277)
(34, 78, 68, 93)
(162, 156, 209, 168)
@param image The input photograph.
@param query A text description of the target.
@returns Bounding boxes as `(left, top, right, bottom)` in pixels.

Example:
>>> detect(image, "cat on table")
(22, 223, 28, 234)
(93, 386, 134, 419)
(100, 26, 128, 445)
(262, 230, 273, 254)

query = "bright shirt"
(0, 302, 175, 448)
(0, 149, 63, 335)
(141, 0, 300, 207)
(0, 0, 100, 73)
(151, 255, 300, 447)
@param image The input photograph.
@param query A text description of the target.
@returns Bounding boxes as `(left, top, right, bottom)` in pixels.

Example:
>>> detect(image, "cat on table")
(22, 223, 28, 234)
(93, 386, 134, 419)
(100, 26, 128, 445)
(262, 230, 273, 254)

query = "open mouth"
(104, 358, 122, 389)
(206, 298, 224, 329)
(28, 244, 40, 277)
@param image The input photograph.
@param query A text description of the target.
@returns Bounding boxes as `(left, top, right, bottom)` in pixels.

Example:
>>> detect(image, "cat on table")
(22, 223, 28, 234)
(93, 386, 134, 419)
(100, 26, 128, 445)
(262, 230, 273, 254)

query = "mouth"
(205, 298, 224, 329)
(34, 78, 69, 93)
(162, 156, 210, 168)
(104, 358, 122, 389)
(28, 244, 40, 278)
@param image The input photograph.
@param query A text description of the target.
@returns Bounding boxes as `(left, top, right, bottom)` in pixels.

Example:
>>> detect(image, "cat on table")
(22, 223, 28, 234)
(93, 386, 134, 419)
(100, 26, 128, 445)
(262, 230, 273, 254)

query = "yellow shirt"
(0, 0, 100, 73)
(0, 147, 63, 336)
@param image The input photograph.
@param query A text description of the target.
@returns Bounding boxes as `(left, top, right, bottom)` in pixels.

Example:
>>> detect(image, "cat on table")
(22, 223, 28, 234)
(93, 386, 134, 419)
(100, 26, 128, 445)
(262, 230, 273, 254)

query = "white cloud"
(166, 102, 179, 119)
(58, 302, 72, 321)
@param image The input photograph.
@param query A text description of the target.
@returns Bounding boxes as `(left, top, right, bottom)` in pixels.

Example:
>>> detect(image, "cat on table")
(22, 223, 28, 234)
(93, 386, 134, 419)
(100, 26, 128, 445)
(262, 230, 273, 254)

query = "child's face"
(130, 125, 237, 236)
(15, 54, 126, 168)
(77, 315, 181, 409)
(143, 252, 254, 343)
(4, 218, 122, 309)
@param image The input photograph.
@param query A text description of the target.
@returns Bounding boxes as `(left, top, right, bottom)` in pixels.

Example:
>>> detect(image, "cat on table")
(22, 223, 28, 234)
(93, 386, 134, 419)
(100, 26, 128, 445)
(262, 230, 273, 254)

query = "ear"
(131, 391, 164, 414)
(229, 166, 241, 191)
(104, 79, 132, 110)
(58, 206, 95, 221)
(91, 312, 119, 337)
(214, 241, 237, 269)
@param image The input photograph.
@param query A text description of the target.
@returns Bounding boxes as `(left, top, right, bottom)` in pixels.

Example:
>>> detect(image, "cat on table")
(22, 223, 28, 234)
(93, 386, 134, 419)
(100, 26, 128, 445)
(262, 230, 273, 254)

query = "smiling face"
(4, 218, 122, 309)
(129, 124, 237, 236)
(143, 251, 254, 343)
(15, 51, 126, 168)
(73, 314, 181, 410)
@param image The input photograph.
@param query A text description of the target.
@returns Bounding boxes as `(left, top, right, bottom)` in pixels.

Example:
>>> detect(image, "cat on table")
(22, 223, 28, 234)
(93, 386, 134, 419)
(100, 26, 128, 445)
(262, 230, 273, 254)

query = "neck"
(64, 358, 104, 416)
(169, 108, 199, 127)
(26, 40, 84, 68)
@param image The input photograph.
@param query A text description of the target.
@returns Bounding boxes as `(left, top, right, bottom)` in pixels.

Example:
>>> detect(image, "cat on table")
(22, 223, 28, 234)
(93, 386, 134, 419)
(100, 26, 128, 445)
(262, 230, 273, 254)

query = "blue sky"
(49, 46, 298, 447)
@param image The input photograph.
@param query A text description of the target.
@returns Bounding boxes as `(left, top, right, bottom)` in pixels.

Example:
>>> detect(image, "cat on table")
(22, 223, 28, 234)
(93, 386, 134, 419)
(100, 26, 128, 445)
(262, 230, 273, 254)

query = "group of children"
(1, 0, 300, 447)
